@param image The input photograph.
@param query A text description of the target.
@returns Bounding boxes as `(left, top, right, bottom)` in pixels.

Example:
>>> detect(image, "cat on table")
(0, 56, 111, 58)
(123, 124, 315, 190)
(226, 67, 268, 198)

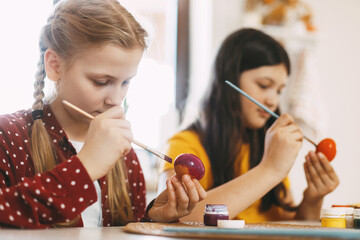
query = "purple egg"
(174, 153, 205, 180)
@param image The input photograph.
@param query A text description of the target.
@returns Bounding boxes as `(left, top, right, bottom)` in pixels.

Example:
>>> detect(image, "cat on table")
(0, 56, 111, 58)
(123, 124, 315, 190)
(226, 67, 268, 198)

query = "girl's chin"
(246, 120, 267, 129)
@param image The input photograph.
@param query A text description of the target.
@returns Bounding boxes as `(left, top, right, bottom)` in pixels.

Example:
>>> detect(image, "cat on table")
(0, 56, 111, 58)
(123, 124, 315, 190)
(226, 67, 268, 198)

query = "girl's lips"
(258, 109, 270, 118)
(92, 111, 102, 116)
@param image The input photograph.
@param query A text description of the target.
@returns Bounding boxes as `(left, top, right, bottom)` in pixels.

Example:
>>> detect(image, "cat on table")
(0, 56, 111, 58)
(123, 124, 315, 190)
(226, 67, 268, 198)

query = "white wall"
(188, 0, 360, 207)
(0, 1, 52, 114)
(297, 0, 360, 207)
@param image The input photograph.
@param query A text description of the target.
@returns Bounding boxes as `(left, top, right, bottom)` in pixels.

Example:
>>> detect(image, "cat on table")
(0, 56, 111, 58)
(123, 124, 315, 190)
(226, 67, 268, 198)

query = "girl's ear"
(44, 49, 61, 82)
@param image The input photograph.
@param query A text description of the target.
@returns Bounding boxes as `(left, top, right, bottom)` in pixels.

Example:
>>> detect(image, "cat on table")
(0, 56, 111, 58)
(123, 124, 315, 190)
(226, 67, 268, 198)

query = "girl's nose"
(105, 89, 126, 106)
(264, 92, 278, 109)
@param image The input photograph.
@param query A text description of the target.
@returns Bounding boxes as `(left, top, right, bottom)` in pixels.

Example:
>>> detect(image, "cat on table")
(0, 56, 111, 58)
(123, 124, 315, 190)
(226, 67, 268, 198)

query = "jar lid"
(331, 207, 354, 214)
(332, 204, 351, 208)
(218, 220, 245, 229)
(354, 209, 360, 216)
(321, 208, 346, 217)
(344, 207, 354, 214)
(205, 204, 228, 213)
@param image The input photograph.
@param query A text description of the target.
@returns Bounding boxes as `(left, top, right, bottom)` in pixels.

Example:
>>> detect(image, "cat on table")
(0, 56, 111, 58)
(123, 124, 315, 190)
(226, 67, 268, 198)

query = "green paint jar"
(354, 209, 360, 229)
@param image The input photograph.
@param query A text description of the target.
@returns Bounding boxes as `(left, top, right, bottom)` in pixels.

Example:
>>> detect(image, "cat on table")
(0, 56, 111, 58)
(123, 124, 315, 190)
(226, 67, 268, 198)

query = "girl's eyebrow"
(86, 73, 116, 79)
(86, 73, 136, 81)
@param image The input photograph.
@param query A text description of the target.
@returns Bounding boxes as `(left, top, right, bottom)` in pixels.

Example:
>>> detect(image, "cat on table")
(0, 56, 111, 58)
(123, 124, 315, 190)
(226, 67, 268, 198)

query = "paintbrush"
(62, 100, 173, 163)
(225, 80, 317, 147)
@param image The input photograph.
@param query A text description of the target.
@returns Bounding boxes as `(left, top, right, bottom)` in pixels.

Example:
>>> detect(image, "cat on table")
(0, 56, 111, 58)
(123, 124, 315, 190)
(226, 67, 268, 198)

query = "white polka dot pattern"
(0, 106, 146, 228)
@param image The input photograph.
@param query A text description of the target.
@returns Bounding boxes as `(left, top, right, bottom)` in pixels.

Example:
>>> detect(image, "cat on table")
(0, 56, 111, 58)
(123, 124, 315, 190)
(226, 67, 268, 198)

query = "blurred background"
(0, 0, 359, 208)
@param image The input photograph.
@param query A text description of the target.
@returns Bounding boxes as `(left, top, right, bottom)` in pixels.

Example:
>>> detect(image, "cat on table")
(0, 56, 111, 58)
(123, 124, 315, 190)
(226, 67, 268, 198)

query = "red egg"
(174, 153, 205, 180)
(316, 138, 337, 161)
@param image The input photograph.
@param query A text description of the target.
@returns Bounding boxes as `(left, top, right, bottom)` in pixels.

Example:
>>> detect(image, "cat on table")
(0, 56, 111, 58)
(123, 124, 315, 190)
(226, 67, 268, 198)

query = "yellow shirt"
(161, 130, 290, 223)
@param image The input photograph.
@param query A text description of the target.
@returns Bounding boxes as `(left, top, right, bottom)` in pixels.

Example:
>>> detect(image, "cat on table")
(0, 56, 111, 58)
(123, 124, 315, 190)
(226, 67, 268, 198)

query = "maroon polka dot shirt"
(0, 105, 146, 228)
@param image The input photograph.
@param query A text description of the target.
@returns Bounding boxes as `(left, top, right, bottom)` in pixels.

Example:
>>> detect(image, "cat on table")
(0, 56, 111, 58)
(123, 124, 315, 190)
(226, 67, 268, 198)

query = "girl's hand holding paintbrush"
(76, 105, 133, 181)
(63, 100, 172, 164)
(261, 114, 303, 178)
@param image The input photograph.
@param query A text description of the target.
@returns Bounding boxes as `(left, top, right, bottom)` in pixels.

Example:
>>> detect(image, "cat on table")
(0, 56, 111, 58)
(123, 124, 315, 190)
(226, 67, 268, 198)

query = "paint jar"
(332, 206, 354, 228)
(321, 208, 346, 228)
(203, 204, 229, 226)
(344, 207, 354, 228)
(354, 209, 360, 229)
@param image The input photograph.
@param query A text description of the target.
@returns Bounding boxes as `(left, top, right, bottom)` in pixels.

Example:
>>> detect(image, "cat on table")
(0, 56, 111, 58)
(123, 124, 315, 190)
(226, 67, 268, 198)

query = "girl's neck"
(49, 100, 89, 142)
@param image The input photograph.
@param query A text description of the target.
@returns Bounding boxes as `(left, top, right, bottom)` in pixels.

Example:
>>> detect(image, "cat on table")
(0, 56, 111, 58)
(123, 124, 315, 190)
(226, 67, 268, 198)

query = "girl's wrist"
(297, 197, 323, 220)
(141, 198, 156, 222)
(257, 160, 287, 182)
(302, 191, 324, 206)
(76, 153, 99, 181)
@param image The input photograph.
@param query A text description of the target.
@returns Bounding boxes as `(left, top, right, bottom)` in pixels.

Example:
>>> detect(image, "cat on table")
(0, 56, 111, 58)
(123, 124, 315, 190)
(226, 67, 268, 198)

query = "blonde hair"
(30, 0, 147, 226)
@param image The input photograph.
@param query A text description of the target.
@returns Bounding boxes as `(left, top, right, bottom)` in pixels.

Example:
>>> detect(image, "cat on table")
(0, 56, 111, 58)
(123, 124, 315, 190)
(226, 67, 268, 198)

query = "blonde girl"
(0, 0, 205, 228)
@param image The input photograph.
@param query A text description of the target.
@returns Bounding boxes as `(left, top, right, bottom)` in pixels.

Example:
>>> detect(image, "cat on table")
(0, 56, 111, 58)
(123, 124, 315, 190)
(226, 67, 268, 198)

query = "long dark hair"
(187, 28, 293, 212)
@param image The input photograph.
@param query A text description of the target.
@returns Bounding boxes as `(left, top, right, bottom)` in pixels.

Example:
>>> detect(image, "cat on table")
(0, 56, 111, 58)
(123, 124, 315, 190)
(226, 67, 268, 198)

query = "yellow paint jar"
(321, 208, 346, 228)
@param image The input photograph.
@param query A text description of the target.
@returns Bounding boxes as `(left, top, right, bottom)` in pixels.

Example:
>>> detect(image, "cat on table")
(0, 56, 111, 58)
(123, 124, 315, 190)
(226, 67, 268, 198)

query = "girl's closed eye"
(258, 83, 270, 89)
(92, 79, 109, 86)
